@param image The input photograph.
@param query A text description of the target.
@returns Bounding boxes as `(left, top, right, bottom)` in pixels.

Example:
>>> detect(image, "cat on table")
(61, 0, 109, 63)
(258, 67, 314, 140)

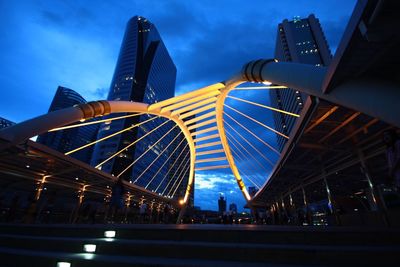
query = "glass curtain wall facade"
(37, 86, 99, 164)
(0, 117, 15, 129)
(270, 14, 332, 151)
(91, 16, 187, 197)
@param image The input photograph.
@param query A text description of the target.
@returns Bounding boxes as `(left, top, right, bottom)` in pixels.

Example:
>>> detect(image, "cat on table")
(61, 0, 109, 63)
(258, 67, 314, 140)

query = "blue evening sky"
(0, 0, 357, 211)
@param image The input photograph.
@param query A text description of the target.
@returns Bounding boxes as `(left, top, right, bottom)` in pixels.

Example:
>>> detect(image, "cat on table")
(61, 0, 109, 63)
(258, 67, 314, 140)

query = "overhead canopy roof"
(0, 139, 177, 206)
(251, 96, 390, 207)
(322, 0, 400, 93)
(251, 0, 399, 207)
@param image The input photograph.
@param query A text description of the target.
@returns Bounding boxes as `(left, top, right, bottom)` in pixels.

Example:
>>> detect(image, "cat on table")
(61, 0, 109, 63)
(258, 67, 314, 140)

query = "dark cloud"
(37, 0, 95, 28)
(150, 1, 204, 39)
(175, 20, 276, 91)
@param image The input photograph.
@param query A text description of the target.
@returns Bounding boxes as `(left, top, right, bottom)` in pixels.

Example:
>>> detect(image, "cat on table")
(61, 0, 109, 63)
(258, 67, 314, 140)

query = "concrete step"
(1, 223, 399, 246)
(0, 224, 399, 266)
(0, 246, 312, 267)
(0, 233, 398, 266)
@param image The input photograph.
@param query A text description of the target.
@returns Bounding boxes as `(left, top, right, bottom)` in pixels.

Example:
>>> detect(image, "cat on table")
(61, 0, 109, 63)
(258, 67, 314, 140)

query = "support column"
(270, 204, 276, 224)
(274, 200, 281, 224)
(289, 194, 294, 208)
(280, 196, 288, 224)
(24, 175, 48, 223)
(176, 203, 187, 224)
(124, 193, 133, 223)
(301, 185, 311, 226)
(321, 168, 340, 226)
(35, 175, 48, 201)
(357, 149, 389, 226)
(300, 185, 312, 225)
(288, 193, 295, 225)
(302, 186, 307, 207)
(71, 184, 86, 224)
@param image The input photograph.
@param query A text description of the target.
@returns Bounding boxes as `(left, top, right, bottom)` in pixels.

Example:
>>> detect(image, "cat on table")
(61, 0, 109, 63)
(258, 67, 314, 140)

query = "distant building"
(0, 117, 15, 129)
(90, 16, 184, 196)
(218, 195, 227, 214)
(270, 14, 332, 151)
(229, 203, 237, 213)
(37, 86, 99, 164)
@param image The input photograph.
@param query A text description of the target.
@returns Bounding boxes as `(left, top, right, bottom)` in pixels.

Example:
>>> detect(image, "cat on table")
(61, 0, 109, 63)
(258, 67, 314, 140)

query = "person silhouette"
(108, 177, 125, 223)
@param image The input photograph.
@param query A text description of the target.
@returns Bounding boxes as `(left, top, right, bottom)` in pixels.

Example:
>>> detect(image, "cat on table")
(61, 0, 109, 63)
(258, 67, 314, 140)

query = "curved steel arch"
(0, 100, 196, 204)
(219, 57, 400, 203)
(214, 60, 279, 202)
(2, 58, 397, 209)
(215, 80, 251, 201)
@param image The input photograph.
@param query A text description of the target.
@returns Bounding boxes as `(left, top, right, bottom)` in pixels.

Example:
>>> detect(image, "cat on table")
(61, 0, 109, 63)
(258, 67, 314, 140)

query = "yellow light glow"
(148, 83, 224, 111)
(134, 130, 183, 183)
(95, 118, 169, 168)
(225, 120, 274, 166)
(117, 124, 178, 178)
(195, 156, 226, 164)
(190, 126, 218, 137)
(233, 85, 287, 90)
(224, 104, 289, 139)
(145, 141, 188, 189)
(184, 111, 216, 126)
(224, 112, 280, 155)
(179, 104, 216, 120)
(170, 163, 191, 197)
(162, 157, 190, 196)
(155, 148, 190, 192)
(49, 113, 143, 132)
(193, 133, 220, 143)
(160, 91, 221, 114)
(227, 95, 300, 117)
(171, 97, 217, 117)
(195, 141, 222, 149)
(66, 115, 159, 155)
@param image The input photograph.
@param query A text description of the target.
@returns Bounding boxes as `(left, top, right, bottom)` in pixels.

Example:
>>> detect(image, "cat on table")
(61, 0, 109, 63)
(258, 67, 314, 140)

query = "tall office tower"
(37, 86, 99, 164)
(0, 117, 15, 129)
(91, 16, 179, 191)
(270, 15, 332, 151)
(218, 195, 227, 214)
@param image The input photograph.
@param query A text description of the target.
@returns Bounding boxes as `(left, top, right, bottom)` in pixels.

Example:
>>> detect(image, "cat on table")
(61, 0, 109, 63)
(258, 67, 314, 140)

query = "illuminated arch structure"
(0, 59, 399, 214)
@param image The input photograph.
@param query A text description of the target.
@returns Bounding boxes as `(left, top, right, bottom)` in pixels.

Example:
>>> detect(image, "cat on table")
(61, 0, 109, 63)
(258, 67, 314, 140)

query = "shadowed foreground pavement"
(0, 223, 399, 266)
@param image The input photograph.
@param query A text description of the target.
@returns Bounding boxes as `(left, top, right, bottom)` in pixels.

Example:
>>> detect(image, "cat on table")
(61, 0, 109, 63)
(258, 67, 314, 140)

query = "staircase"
(0, 224, 399, 266)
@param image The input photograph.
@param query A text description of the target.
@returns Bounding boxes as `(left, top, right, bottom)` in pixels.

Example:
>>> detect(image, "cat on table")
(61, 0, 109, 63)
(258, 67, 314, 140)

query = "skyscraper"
(91, 16, 182, 192)
(270, 15, 332, 151)
(218, 195, 227, 214)
(37, 86, 99, 164)
(0, 117, 15, 130)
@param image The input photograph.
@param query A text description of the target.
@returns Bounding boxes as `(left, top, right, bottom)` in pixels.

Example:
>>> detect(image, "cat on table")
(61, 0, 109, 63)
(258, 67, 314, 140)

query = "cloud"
(194, 171, 247, 211)
(195, 172, 236, 190)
